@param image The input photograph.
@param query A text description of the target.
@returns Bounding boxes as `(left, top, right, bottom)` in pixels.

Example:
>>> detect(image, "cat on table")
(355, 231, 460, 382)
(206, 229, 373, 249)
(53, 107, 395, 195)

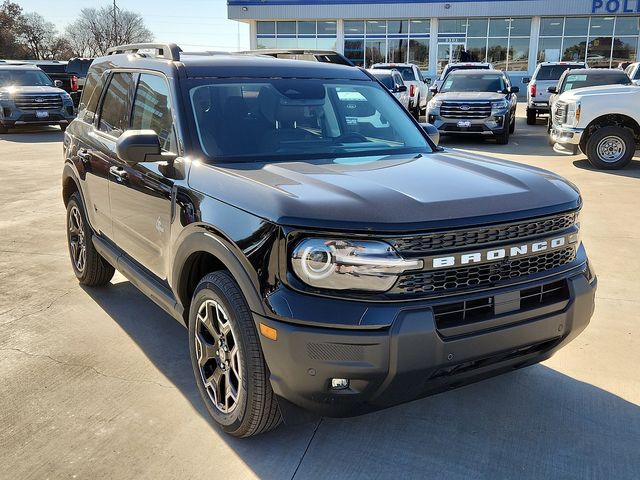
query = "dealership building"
(228, 0, 640, 82)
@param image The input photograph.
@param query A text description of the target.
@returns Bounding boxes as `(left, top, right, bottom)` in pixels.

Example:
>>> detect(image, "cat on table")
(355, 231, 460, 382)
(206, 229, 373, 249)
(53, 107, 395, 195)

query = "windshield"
(536, 64, 584, 81)
(0, 69, 53, 87)
(188, 79, 431, 161)
(373, 66, 415, 81)
(560, 72, 632, 93)
(442, 65, 490, 80)
(440, 74, 506, 93)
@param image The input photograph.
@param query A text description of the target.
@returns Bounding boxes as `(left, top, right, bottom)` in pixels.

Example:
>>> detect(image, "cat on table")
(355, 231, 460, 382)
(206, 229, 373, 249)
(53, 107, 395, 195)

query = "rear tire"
(0, 124, 8, 134)
(412, 96, 421, 119)
(60, 124, 68, 132)
(189, 271, 282, 438)
(526, 108, 536, 125)
(585, 126, 635, 170)
(66, 192, 115, 286)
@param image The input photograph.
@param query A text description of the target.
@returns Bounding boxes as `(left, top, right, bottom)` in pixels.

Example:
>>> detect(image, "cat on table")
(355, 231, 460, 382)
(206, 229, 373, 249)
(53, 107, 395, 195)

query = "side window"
(98, 72, 134, 138)
(79, 72, 103, 124)
(131, 74, 176, 152)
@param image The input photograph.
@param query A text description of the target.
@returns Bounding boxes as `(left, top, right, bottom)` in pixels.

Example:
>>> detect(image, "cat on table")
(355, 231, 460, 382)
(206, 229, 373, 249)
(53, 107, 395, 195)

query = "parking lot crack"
(291, 418, 322, 480)
(0, 347, 176, 390)
(0, 290, 73, 327)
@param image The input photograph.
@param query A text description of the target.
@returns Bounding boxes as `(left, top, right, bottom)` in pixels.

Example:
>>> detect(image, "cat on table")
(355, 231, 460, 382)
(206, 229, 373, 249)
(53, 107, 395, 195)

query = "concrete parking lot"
(1, 107, 639, 480)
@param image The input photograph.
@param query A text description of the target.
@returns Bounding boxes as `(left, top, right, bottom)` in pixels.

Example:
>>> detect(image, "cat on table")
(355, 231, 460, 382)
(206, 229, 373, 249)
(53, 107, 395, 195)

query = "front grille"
(14, 94, 63, 111)
(391, 247, 577, 295)
(443, 125, 485, 133)
(433, 279, 569, 332)
(554, 101, 568, 125)
(440, 102, 491, 119)
(391, 212, 577, 255)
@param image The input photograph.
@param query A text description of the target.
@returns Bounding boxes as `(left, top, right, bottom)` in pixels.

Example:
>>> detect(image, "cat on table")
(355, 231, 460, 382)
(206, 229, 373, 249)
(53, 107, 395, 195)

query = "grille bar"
(14, 95, 63, 111)
(390, 212, 578, 255)
(441, 102, 491, 119)
(554, 101, 568, 125)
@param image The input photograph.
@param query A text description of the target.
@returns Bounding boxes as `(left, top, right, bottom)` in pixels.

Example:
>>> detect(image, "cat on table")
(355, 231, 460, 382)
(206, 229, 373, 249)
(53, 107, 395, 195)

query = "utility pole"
(112, 0, 119, 47)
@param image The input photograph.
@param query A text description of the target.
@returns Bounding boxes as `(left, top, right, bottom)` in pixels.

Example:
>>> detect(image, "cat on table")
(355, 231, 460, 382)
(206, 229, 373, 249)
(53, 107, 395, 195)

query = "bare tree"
(65, 7, 153, 57)
(16, 12, 57, 59)
(0, 1, 25, 58)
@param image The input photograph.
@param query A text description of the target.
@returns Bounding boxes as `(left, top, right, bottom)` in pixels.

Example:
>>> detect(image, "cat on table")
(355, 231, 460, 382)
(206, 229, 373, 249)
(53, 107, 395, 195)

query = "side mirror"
(116, 130, 175, 165)
(511, 86, 520, 94)
(547, 86, 557, 94)
(395, 85, 408, 93)
(54, 80, 63, 88)
(420, 122, 440, 146)
(424, 77, 432, 85)
(522, 77, 530, 84)
(430, 85, 438, 94)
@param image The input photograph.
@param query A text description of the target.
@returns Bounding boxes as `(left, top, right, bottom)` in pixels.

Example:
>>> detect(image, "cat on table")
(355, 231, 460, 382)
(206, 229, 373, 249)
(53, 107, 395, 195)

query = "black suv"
(62, 43, 597, 438)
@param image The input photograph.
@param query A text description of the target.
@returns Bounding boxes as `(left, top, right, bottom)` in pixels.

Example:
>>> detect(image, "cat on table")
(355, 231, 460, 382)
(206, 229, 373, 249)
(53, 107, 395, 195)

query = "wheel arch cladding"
(173, 231, 266, 324)
(586, 114, 640, 139)
(62, 165, 81, 206)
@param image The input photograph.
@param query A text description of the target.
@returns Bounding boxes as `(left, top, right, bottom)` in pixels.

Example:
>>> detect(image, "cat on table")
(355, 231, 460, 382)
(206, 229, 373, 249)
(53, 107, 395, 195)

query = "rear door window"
(536, 64, 584, 81)
(131, 74, 176, 153)
(98, 72, 134, 138)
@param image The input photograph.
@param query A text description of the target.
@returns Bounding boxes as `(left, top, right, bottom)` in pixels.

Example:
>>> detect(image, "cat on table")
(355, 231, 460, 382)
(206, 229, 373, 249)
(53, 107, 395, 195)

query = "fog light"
(331, 378, 350, 390)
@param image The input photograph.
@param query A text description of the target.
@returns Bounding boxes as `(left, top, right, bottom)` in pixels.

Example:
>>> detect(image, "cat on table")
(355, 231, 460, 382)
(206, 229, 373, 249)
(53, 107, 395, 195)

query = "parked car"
(624, 62, 640, 85)
(0, 63, 75, 133)
(367, 68, 410, 110)
(525, 62, 586, 125)
(240, 49, 354, 66)
(63, 42, 596, 437)
(371, 63, 428, 118)
(28, 60, 80, 105)
(426, 69, 518, 144)
(547, 68, 632, 141)
(432, 62, 493, 92)
(66, 57, 94, 95)
(550, 83, 640, 169)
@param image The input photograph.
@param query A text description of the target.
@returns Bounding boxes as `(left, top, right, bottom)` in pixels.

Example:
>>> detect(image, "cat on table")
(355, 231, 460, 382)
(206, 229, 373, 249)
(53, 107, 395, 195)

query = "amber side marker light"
(260, 323, 278, 341)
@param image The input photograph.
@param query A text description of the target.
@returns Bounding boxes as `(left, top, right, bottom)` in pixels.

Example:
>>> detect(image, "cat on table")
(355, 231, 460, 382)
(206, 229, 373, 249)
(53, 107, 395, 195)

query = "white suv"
(624, 62, 640, 85)
(371, 63, 428, 118)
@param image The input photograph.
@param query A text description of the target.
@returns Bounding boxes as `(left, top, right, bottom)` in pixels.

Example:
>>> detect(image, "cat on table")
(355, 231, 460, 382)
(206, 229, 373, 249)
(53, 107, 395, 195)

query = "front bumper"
(551, 125, 584, 146)
(0, 106, 75, 128)
(256, 271, 596, 418)
(427, 112, 508, 136)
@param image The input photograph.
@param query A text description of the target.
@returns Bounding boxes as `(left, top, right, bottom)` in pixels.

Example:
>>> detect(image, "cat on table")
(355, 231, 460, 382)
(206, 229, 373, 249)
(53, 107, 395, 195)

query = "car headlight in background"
(0, 91, 11, 101)
(566, 101, 581, 127)
(291, 238, 423, 292)
(61, 92, 73, 104)
(491, 99, 509, 113)
(427, 98, 442, 111)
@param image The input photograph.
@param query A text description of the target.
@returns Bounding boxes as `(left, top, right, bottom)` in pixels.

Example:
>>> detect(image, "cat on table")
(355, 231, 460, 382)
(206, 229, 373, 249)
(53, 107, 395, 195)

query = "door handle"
(78, 149, 91, 163)
(109, 166, 128, 181)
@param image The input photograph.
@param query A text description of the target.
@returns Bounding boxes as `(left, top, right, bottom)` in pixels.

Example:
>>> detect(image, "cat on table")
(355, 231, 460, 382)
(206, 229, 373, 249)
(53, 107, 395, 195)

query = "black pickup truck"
(33, 61, 81, 106)
(62, 43, 597, 438)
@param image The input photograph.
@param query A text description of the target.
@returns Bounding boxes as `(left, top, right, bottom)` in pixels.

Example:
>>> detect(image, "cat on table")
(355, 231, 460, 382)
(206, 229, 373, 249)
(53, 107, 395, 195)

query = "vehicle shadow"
(0, 127, 64, 143)
(573, 158, 640, 179)
(83, 280, 640, 479)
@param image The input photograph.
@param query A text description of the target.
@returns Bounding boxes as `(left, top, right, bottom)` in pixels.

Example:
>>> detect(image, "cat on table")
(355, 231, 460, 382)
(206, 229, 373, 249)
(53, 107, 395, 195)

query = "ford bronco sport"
(62, 43, 597, 438)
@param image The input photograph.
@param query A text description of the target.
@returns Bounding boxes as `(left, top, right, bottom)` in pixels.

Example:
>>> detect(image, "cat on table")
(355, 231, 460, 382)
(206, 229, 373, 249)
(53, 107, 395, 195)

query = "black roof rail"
(106, 43, 182, 61)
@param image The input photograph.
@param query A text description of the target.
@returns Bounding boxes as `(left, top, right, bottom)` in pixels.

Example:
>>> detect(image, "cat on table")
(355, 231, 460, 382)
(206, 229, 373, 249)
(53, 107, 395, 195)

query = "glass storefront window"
(257, 21, 275, 35)
(388, 39, 408, 63)
(410, 20, 430, 34)
(344, 39, 365, 66)
(589, 16, 615, 37)
(366, 39, 386, 66)
(538, 37, 562, 62)
(614, 17, 640, 36)
(467, 19, 488, 38)
(564, 17, 589, 36)
(366, 20, 387, 35)
(277, 38, 297, 49)
(508, 37, 530, 71)
(439, 19, 467, 34)
(612, 37, 638, 65)
(540, 17, 564, 36)
(562, 37, 587, 62)
(297, 37, 317, 49)
(409, 39, 429, 69)
(298, 21, 316, 35)
(317, 37, 337, 51)
(388, 21, 408, 35)
(345, 21, 364, 35)
(487, 38, 508, 70)
(489, 18, 511, 37)
(466, 37, 487, 62)
(509, 18, 531, 37)
(317, 21, 337, 35)
(257, 37, 277, 49)
(588, 37, 613, 68)
(277, 22, 296, 35)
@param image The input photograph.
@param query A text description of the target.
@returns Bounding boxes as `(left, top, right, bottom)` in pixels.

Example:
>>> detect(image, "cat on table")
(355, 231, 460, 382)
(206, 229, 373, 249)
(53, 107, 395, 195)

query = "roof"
(446, 69, 504, 76)
(447, 62, 492, 67)
(372, 63, 414, 67)
(538, 61, 586, 66)
(562, 68, 630, 75)
(367, 69, 397, 75)
(0, 63, 41, 70)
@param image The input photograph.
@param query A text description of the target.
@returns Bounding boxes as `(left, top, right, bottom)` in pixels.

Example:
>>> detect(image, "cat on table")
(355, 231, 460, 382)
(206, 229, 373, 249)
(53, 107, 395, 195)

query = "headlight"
(291, 238, 423, 292)
(0, 91, 10, 101)
(566, 101, 581, 126)
(427, 98, 442, 110)
(491, 99, 509, 112)
(61, 92, 72, 102)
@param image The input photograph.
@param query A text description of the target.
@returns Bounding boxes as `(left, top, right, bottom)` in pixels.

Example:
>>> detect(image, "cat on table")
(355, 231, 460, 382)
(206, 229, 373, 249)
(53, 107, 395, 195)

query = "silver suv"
(525, 62, 586, 125)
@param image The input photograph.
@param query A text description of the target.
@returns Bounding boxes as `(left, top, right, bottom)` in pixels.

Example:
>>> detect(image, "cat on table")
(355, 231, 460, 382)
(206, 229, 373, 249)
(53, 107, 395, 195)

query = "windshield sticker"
(567, 75, 587, 82)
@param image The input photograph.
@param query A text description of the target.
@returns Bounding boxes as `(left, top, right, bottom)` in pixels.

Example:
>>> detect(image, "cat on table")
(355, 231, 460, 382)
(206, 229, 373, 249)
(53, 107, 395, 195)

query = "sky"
(15, 0, 251, 51)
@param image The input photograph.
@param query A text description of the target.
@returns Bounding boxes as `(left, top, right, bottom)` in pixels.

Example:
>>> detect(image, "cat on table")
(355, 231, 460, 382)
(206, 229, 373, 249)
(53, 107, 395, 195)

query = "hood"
(188, 151, 580, 233)
(559, 84, 640, 101)
(0, 85, 65, 95)
(434, 92, 506, 102)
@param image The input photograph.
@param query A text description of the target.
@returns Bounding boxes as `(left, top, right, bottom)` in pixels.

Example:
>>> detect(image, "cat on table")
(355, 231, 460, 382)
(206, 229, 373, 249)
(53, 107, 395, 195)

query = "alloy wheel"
(68, 205, 86, 273)
(596, 135, 626, 163)
(194, 299, 242, 414)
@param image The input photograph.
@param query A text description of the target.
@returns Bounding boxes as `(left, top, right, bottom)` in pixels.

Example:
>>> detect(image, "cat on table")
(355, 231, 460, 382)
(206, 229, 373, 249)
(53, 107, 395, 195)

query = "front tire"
(585, 126, 635, 170)
(0, 124, 9, 134)
(496, 117, 511, 145)
(66, 192, 115, 286)
(509, 114, 516, 134)
(60, 124, 68, 132)
(412, 96, 421, 119)
(189, 271, 281, 438)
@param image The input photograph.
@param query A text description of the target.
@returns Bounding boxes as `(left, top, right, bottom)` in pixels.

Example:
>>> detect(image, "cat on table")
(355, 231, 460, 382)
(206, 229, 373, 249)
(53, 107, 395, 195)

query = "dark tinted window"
(37, 64, 66, 74)
(535, 64, 584, 81)
(131, 74, 176, 153)
(66, 59, 92, 76)
(560, 72, 632, 93)
(98, 72, 134, 138)
(371, 72, 394, 89)
(441, 74, 506, 93)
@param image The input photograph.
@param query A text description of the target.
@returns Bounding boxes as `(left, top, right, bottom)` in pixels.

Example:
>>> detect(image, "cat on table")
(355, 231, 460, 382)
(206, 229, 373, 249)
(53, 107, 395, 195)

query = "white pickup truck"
(550, 84, 640, 169)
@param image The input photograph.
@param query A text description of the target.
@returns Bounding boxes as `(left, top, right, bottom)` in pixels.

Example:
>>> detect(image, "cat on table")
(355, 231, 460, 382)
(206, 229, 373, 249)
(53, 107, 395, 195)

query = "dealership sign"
(592, 0, 640, 13)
